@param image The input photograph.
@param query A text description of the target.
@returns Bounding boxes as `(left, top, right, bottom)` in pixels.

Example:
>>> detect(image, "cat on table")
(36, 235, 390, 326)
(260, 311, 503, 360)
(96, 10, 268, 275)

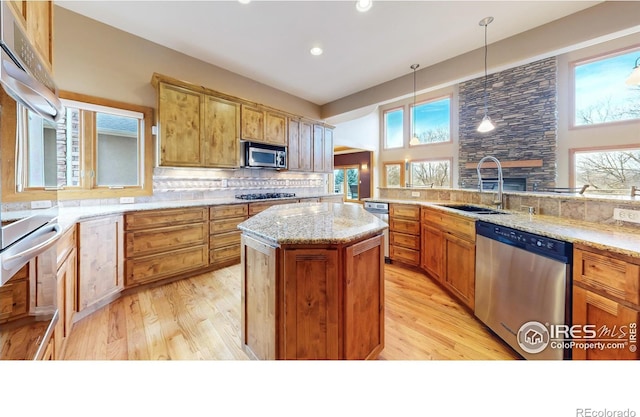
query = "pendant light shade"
(626, 57, 640, 86)
(410, 63, 420, 146)
(477, 16, 495, 133)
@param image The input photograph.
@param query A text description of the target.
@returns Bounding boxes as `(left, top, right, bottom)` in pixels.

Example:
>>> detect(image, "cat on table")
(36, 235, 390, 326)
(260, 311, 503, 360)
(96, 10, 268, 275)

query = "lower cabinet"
(0, 265, 29, 323)
(420, 206, 476, 310)
(54, 225, 77, 360)
(124, 207, 209, 287)
(389, 203, 421, 267)
(77, 215, 124, 313)
(210, 204, 248, 268)
(572, 243, 640, 360)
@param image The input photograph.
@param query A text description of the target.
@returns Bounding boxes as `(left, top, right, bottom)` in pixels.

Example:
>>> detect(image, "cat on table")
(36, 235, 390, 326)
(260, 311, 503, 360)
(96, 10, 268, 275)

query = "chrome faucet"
(477, 156, 504, 209)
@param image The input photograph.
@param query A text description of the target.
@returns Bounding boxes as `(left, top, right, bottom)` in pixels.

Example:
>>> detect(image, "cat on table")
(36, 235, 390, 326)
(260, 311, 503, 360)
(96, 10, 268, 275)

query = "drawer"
(440, 213, 475, 242)
(125, 207, 208, 231)
(390, 231, 420, 250)
(126, 223, 208, 257)
(421, 207, 443, 224)
(248, 200, 294, 216)
(390, 204, 420, 221)
(0, 278, 28, 321)
(210, 217, 247, 234)
(389, 218, 420, 235)
(390, 245, 420, 266)
(210, 245, 241, 264)
(125, 245, 209, 287)
(574, 246, 640, 306)
(210, 230, 242, 249)
(210, 204, 249, 220)
(56, 225, 77, 268)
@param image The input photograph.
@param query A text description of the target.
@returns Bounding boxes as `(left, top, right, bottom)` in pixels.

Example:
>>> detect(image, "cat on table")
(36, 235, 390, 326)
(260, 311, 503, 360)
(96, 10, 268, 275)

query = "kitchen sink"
(439, 204, 509, 215)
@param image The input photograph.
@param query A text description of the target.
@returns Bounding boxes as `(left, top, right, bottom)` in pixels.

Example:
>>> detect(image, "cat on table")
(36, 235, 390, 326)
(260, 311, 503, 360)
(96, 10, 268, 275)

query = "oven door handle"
(2, 224, 62, 270)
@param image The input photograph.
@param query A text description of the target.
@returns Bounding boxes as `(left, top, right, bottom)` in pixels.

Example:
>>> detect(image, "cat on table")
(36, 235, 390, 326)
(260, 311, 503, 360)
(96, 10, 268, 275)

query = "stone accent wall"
(458, 57, 558, 190)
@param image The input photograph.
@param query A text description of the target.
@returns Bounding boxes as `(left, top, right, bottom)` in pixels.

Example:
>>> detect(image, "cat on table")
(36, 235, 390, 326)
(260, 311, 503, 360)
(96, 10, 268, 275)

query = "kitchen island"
(237, 202, 388, 360)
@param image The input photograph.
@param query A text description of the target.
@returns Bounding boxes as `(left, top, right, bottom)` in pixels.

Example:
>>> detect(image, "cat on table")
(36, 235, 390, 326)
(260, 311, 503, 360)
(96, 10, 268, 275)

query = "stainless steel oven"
(0, 2, 63, 286)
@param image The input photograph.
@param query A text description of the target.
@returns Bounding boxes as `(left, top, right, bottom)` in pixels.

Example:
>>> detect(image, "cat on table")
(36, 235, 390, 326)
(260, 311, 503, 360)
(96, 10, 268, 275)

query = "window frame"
(382, 161, 405, 188)
(407, 157, 453, 188)
(382, 106, 404, 150)
(569, 144, 640, 189)
(409, 94, 453, 147)
(57, 91, 154, 200)
(569, 44, 640, 130)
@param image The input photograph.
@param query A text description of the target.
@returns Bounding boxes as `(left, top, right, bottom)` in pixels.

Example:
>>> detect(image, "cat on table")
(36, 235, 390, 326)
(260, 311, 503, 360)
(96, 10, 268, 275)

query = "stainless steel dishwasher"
(474, 220, 572, 360)
(363, 201, 390, 263)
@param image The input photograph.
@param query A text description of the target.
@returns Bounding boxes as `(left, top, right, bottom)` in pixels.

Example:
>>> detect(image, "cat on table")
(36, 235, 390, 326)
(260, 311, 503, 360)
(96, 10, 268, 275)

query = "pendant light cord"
(483, 22, 488, 115)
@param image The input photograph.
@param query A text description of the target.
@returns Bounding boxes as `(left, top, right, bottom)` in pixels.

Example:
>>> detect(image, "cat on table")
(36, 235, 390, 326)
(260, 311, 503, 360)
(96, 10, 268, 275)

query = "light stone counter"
(365, 198, 640, 259)
(237, 202, 388, 246)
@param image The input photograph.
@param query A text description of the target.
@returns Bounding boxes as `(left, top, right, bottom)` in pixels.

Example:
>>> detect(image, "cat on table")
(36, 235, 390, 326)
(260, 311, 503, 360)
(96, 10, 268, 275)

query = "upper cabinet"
(241, 105, 287, 145)
(154, 76, 240, 168)
(312, 125, 334, 173)
(8, 1, 54, 69)
(151, 73, 332, 172)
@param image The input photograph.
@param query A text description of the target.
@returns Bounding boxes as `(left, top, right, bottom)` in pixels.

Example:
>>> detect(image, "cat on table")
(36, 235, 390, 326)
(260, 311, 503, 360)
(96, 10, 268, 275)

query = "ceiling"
(55, 0, 601, 106)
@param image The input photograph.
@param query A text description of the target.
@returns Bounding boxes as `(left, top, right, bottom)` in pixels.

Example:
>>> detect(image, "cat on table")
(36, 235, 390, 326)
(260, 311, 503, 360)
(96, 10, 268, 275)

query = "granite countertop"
(366, 198, 640, 259)
(238, 202, 388, 246)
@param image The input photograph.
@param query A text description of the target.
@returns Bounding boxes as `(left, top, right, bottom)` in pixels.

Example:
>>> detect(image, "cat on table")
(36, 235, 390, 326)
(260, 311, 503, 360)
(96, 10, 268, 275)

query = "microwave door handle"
(1, 224, 62, 270)
(0, 58, 63, 121)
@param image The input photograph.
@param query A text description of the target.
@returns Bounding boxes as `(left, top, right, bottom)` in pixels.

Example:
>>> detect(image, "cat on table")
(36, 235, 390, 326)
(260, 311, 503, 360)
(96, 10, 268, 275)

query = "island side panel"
(344, 234, 385, 359)
(241, 234, 278, 360)
(282, 249, 339, 360)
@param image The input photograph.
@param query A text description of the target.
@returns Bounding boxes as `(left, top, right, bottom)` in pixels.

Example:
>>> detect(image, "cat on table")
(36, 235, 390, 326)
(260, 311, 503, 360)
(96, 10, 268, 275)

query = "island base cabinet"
(282, 249, 339, 360)
(241, 235, 277, 360)
(344, 234, 384, 360)
(241, 232, 385, 360)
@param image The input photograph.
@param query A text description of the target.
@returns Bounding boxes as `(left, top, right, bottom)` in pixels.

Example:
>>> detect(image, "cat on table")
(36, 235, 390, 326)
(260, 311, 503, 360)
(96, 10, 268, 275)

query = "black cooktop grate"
(235, 193, 296, 200)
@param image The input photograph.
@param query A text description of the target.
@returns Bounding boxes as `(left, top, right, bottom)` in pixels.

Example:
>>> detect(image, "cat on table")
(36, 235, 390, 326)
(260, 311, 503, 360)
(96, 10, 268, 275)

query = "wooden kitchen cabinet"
(77, 215, 124, 315)
(54, 225, 77, 360)
(420, 206, 477, 310)
(210, 204, 248, 268)
(248, 199, 296, 216)
(312, 125, 334, 173)
(154, 77, 240, 168)
(8, 0, 54, 68)
(124, 207, 209, 287)
(287, 118, 313, 171)
(572, 244, 640, 360)
(0, 265, 29, 323)
(241, 104, 287, 146)
(389, 203, 421, 267)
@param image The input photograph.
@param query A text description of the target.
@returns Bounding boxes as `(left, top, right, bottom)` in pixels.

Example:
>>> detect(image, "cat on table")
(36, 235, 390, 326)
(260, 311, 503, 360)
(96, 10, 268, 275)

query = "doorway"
(333, 165, 360, 202)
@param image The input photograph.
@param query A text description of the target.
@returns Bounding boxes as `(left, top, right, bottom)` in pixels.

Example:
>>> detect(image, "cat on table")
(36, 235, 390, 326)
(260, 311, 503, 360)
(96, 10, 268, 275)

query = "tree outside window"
(410, 160, 451, 187)
(574, 48, 640, 126)
(410, 96, 451, 145)
(574, 148, 640, 191)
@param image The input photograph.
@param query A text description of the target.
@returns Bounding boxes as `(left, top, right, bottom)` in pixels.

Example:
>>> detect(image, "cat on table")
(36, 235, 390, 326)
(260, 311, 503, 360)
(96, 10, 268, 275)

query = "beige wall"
(53, 6, 321, 120)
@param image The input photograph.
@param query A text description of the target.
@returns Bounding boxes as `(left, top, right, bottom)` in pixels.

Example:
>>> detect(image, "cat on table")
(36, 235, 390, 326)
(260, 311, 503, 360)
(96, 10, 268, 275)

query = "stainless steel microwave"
(241, 141, 287, 169)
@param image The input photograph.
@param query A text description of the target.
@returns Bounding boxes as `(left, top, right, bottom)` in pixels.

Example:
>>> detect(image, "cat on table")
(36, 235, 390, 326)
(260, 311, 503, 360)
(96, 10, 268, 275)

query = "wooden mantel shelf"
(464, 159, 543, 169)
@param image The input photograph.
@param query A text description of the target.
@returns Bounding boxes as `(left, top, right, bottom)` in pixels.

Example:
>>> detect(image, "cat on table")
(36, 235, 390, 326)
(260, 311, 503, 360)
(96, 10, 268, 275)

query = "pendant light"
(626, 57, 640, 85)
(477, 16, 496, 133)
(409, 64, 420, 146)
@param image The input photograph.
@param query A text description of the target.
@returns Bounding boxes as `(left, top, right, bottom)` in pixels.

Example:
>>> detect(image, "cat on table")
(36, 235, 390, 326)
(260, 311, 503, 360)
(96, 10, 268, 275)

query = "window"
(573, 48, 640, 127)
(410, 96, 451, 145)
(409, 159, 451, 187)
(571, 146, 640, 191)
(383, 162, 404, 187)
(334, 166, 360, 201)
(383, 107, 403, 149)
(56, 92, 154, 199)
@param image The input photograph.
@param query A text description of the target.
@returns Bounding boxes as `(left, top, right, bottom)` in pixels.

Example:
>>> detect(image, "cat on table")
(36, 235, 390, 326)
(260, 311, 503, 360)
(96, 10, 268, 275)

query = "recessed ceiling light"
(238, 0, 251, 4)
(355, 0, 373, 12)
(310, 47, 323, 56)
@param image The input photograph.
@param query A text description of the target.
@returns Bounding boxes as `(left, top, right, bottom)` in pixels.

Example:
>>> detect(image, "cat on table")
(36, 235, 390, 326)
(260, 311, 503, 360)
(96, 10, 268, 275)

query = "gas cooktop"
(235, 193, 296, 201)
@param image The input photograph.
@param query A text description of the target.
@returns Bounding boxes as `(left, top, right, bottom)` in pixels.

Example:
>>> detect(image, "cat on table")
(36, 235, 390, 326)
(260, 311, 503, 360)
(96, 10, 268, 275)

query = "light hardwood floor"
(63, 263, 520, 360)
